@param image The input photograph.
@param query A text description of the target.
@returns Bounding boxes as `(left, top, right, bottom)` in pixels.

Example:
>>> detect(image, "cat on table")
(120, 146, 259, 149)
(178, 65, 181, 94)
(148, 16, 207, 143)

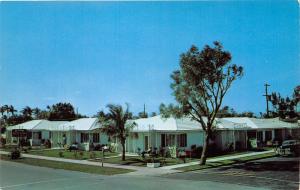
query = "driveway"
(0, 160, 267, 190)
(163, 156, 300, 190)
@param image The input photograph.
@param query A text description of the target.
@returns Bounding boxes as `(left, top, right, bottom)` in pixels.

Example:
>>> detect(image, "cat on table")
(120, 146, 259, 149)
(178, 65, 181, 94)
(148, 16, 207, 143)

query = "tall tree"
(150, 112, 157, 117)
(48, 103, 76, 121)
(239, 111, 255, 118)
(138, 112, 148, 118)
(38, 110, 50, 119)
(160, 41, 243, 165)
(2, 105, 9, 117)
(99, 104, 135, 161)
(0, 106, 6, 117)
(21, 106, 33, 118)
(216, 106, 236, 117)
(270, 86, 299, 119)
(8, 105, 17, 116)
(293, 85, 300, 114)
(33, 107, 41, 119)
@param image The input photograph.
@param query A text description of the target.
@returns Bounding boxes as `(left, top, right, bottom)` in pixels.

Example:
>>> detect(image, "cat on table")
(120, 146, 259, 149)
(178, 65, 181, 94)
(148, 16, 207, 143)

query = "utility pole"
(263, 83, 270, 118)
(143, 104, 146, 117)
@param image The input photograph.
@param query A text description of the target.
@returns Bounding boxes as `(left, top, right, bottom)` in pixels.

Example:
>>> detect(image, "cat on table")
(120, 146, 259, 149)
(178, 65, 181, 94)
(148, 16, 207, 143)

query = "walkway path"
(160, 150, 274, 170)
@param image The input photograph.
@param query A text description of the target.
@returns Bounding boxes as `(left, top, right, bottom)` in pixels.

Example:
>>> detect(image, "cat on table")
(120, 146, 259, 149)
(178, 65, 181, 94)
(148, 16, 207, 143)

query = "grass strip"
(0, 154, 133, 175)
(27, 149, 119, 160)
(176, 152, 276, 172)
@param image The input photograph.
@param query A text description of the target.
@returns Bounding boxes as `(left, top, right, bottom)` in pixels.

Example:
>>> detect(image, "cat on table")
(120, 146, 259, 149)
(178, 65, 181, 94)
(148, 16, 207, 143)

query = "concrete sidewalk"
(160, 150, 274, 170)
(0, 150, 176, 176)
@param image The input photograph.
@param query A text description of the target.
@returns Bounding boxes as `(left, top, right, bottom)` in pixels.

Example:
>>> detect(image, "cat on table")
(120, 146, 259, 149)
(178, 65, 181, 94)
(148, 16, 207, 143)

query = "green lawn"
(94, 150, 272, 167)
(205, 151, 253, 159)
(95, 156, 198, 167)
(176, 152, 276, 172)
(0, 154, 133, 175)
(3, 147, 275, 169)
(27, 149, 119, 160)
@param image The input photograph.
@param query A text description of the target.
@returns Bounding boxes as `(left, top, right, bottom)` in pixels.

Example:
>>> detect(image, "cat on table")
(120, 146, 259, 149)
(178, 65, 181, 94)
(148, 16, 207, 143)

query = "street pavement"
(0, 160, 268, 190)
(163, 156, 300, 190)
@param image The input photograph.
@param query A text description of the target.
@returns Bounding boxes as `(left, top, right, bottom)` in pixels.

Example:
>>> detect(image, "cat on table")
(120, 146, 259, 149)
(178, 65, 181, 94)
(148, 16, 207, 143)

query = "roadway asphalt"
(164, 156, 300, 190)
(0, 160, 267, 190)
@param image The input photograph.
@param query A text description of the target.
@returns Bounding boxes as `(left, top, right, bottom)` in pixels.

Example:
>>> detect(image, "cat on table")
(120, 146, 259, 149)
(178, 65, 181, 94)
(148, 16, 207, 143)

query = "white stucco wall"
(125, 131, 205, 153)
(42, 131, 50, 140)
(186, 131, 204, 149)
(100, 133, 109, 145)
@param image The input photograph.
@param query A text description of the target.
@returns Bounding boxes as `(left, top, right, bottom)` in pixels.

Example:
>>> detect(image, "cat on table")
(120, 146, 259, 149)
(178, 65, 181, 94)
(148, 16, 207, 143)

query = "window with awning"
(161, 134, 176, 147)
(93, 133, 100, 143)
(81, 133, 89, 143)
(177, 134, 187, 147)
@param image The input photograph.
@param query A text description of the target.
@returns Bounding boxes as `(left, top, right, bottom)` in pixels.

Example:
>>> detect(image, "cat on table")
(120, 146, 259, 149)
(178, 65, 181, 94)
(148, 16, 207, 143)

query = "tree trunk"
(199, 132, 210, 165)
(121, 141, 126, 161)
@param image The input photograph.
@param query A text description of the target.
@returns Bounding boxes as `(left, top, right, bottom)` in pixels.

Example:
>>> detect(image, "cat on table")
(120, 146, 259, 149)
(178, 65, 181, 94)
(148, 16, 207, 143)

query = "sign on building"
(12, 129, 28, 137)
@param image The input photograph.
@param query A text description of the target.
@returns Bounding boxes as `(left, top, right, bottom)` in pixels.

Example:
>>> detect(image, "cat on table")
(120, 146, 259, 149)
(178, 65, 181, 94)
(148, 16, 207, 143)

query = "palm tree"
(21, 106, 33, 117)
(0, 106, 5, 117)
(33, 107, 41, 119)
(99, 104, 135, 161)
(46, 105, 52, 111)
(48, 103, 76, 121)
(2, 105, 9, 116)
(8, 105, 17, 116)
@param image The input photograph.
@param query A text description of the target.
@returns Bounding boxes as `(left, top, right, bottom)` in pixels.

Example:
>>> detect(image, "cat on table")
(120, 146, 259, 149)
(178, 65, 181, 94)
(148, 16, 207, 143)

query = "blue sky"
(0, 1, 299, 116)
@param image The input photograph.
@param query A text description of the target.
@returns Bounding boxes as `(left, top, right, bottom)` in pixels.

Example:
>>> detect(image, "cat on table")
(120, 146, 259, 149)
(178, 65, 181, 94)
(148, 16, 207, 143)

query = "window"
(257, 131, 263, 142)
(81, 133, 89, 143)
(166, 134, 175, 146)
(177, 134, 187, 147)
(93, 133, 100, 143)
(144, 136, 149, 150)
(161, 134, 166, 147)
(27, 131, 32, 139)
(161, 134, 176, 147)
(33, 132, 41, 140)
(274, 129, 282, 140)
(265, 131, 272, 141)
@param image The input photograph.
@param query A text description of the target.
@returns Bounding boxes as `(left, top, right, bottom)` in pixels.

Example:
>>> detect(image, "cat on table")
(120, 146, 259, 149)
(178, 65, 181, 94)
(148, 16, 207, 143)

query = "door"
(274, 129, 282, 141)
(257, 131, 263, 142)
(144, 136, 149, 151)
(265, 131, 272, 141)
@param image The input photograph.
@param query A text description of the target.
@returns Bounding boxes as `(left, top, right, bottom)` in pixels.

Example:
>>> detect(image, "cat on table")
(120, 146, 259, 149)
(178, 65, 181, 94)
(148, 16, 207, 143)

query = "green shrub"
(194, 146, 203, 158)
(168, 146, 177, 158)
(44, 140, 51, 149)
(58, 151, 64, 157)
(73, 151, 78, 158)
(79, 151, 84, 159)
(0, 137, 6, 146)
(10, 149, 21, 159)
(90, 152, 96, 159)
(110, 143, 118, 152)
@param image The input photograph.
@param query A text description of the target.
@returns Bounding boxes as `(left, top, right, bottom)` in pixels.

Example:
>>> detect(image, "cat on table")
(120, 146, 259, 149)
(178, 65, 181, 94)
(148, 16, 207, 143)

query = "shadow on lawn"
(217, 157, 300, 172)
(119, 158, 146, 166)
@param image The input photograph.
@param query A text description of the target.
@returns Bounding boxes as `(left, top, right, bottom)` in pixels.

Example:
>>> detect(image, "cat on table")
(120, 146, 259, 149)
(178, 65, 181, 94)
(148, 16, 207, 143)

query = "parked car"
(276, 140, 300, 156)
